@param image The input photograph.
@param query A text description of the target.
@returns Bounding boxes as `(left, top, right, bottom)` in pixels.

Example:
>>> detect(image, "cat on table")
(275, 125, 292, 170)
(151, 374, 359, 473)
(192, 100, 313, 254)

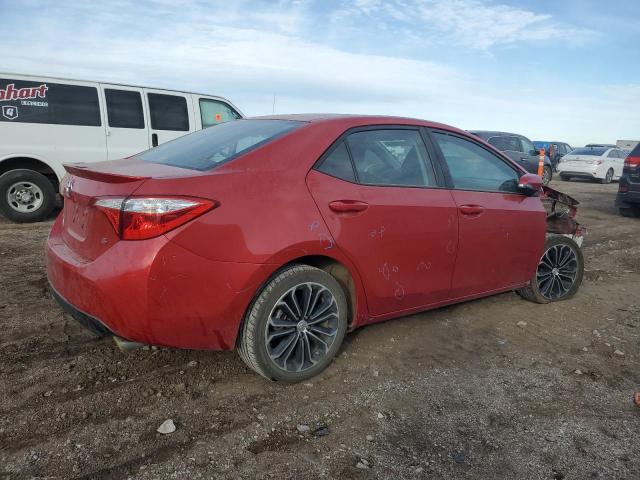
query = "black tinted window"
(488, 136, 519, 152)
(433, 132, 519, 193)
(0, 78, 100, 126)
(317, 142, 355, 182)
(571, 147, 607, 156)
(520, 137, 536, 154)
(105, 89, 144, 129)
(148, 93, 189, 131)
(346, 129, 436, 187)
(136, 119, 301, 171)
(630, 143, 640, 157)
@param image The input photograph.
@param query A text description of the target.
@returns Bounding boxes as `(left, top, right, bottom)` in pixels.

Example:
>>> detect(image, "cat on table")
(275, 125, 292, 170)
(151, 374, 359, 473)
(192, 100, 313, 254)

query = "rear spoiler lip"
(63, 164, 151, 184)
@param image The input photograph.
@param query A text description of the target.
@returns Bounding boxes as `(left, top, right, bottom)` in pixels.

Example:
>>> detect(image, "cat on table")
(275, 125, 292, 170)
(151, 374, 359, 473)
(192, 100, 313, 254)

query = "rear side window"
(488, 136, 519, 152)
(105, 89, 144, 129)
(433, 132, 519, 193)
(199, 99, 240, 128)
(136, 119, 302, 171)
(631, 143, 640, 157)
(346, 129, 436, 187)
(0, 78, 101, 126)
(148, 93, 189, 131)
(317, 142, 355, 182)
(520, 137, 536, 154)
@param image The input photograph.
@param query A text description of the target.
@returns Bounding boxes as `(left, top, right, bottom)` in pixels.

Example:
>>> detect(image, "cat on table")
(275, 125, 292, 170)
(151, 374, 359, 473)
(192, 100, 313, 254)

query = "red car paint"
(47, 115, 547, 350)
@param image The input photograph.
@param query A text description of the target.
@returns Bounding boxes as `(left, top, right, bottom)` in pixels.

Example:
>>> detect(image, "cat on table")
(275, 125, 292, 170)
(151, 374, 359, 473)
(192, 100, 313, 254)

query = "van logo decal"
(0, 83, 48, 102)
(2, 105, 18, 120)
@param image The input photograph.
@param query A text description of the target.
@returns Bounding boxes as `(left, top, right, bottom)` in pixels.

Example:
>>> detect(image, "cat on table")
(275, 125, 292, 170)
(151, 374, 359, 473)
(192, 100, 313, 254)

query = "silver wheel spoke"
(536, 243, 578, 300)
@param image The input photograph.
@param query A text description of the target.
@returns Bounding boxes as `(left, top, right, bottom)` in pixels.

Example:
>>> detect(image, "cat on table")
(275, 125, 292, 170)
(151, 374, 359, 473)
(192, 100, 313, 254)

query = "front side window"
(345, 129, 436, 187)
(105, 89, 144, 129)
(317, 141, 356, 182)
(0, 78, 101, 126)
(147, 93, 189, 131)
(488, 136, 519, 152)
(433, 132, 520, 193)
(136, 119, 301, 171)
(199, 99, 240, 128)
(520, 137, 536, 155)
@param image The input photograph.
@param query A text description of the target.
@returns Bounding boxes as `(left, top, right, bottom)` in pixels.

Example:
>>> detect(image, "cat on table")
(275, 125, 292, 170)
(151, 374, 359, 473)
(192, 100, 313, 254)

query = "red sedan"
(47, 115, 584, 382)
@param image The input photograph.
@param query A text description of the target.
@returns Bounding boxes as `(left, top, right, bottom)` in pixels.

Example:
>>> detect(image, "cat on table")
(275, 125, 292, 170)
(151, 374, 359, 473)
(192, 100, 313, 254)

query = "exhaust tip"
(113, 335, 144, 352)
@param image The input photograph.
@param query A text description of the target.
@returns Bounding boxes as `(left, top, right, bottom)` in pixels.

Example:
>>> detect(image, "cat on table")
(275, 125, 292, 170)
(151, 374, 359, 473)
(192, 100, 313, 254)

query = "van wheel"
(517, 236, 584, 304)
(0, 169, 57, 223)
(237, 264, 348, 383)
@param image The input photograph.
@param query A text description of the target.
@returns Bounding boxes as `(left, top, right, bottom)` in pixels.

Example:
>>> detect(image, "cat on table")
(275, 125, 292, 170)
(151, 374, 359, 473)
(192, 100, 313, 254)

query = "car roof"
(468, 130, 526, 139)
(250, 114, 469, 134)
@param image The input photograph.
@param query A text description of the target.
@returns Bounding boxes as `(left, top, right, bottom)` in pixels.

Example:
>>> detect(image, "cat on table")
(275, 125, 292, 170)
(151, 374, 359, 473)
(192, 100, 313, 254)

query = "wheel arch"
(0, 156, 61, 192)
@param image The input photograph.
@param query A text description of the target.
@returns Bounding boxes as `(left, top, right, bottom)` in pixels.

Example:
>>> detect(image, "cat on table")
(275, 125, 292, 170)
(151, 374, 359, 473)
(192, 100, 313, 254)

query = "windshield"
(136, 119, 303, 171)
(569, 147, 607, 156)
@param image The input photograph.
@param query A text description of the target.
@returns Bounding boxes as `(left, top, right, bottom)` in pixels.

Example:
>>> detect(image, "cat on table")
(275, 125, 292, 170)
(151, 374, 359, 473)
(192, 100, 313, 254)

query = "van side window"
(147, 93, 189, 131)
(0, 78, 101, 126)
(199, 99, 240, 128)
(105, 89, 144, 129)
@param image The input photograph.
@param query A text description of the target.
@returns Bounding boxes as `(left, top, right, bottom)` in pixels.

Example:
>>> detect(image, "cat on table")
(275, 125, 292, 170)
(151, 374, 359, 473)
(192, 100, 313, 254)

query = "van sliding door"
(144, 89, 195, 147)
(100, 85, 150, 160)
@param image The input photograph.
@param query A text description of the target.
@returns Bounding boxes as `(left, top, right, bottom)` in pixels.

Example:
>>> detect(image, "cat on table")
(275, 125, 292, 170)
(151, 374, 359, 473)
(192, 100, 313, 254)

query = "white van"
(0, 73, 243, 222)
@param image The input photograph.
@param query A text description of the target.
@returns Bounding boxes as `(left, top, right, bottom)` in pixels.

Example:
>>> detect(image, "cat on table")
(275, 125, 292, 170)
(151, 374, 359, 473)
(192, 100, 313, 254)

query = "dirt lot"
(1, 179, 639, 479)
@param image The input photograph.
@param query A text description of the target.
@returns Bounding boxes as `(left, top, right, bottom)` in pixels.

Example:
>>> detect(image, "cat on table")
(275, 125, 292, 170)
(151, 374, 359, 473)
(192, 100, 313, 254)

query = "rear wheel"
(237, 264, 348, 382)
(517, 236, 584, 304)
(0, 169, 56, 222)
(600, 168, 614, 184)
(619, 206, 640, 218)
(542, 165, 552, 185)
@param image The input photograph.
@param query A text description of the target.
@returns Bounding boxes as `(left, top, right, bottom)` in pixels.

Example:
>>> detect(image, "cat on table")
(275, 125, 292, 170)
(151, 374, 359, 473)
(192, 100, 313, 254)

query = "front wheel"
(600, 168, 614, 184)
(542, 165, 553, 185)
(620, 206, 640, 218)
(517, 236, 584, 304)
(237, 264, 348, 382)
(0, 169, 57, 222)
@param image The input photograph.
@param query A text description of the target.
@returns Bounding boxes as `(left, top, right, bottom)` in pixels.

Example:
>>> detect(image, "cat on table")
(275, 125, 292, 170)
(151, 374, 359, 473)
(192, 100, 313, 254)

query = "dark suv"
(616, 143, 640, 217)
(470, 131, 553, 185)
(534, 141, 573, 170)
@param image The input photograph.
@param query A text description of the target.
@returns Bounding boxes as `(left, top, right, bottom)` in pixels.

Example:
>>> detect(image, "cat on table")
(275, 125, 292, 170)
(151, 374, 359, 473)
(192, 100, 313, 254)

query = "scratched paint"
(417, 261, 432, 271)
(394, 281, 405, 300)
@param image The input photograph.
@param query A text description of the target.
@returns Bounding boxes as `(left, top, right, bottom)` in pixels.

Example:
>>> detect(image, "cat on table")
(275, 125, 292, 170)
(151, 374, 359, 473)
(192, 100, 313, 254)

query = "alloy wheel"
(536, 243, 579, 300)
(265, 282, 340, 373)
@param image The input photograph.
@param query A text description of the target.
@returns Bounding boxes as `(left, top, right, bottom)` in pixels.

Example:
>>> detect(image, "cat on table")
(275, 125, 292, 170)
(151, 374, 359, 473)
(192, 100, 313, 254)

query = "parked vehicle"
(616, 142, 640, 217)
(0, 73, 243, 222)
(557, 146, 626, 183)
(469, 131, 553, 185)
(585, 144, 617, 148)
(533, 141, 573, 170)
(47, 115, 585, 382)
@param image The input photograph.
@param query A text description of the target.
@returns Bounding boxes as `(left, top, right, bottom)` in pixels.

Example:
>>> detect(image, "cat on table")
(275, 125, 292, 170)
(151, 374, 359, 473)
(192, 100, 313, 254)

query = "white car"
(0, 73, 243, 222)
(558, 146, 626, 184)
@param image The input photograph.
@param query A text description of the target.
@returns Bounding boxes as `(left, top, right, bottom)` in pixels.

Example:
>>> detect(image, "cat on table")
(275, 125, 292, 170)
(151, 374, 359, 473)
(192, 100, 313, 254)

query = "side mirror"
(518, 173, 543, 195)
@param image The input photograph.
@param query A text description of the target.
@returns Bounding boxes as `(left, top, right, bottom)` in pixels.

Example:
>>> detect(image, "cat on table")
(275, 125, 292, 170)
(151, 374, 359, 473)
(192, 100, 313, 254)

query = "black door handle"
(152, 133, 158, 147)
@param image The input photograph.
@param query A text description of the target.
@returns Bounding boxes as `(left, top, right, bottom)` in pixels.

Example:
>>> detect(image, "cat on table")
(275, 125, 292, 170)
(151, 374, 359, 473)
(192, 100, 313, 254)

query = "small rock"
(415, 467, 424, 473)
(157, 419, 176, 434)
(257, 413, 266, 421)
(297, 424, 310, 433)
(312, 425, 330, 437)
(187, 361, 198, 367)
(377, 412, 384, 419)
(516, 321, 527, 327)
(582, 347, 588, 352)
(574, 369, 583, 375)
(366, 435, 374, 442)
(373, 370, 379, 377)
(592, 330, 600, 337)
(43, 391, 53, 397)
(303, 382, 313, 387)
(356, 462, 370, 469)
(614, 350, 625, 356)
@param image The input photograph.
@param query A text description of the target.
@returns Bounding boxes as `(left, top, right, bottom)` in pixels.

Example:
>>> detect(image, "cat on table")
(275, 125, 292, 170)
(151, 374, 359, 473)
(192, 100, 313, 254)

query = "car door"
(144, 89, 195, 147)
(429, 130, 546, 298)
(306, 127, 459, 317)
(612, 149, 624, 177)
(519, 136, 540, 173)
(100, 86, 150, 160)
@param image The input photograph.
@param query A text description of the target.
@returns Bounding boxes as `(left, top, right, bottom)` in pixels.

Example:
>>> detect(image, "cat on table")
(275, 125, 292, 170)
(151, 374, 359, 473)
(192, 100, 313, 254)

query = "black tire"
(619, 206, 640, 218)
(0, 169, 56, 222)
(237, 264, 348, 382)
(542, 165, 553, 185)
(600, 168, 614, 184)
(517, 235, 584, 304)
(560, 174, 571, 182)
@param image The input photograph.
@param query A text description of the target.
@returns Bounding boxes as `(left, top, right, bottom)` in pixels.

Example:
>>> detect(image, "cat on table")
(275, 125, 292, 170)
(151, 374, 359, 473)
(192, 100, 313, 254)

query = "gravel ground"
(0, 179, 638, 479)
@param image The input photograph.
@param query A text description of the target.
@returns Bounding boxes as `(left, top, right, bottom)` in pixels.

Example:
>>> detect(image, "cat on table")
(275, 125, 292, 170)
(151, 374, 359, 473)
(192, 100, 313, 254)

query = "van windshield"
(136, 119, 303, 171)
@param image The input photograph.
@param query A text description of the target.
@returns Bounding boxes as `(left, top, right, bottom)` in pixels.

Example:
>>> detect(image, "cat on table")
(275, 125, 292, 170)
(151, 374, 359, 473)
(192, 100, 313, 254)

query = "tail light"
(624, 156, 640, 168)
(95, 197, 217, 240)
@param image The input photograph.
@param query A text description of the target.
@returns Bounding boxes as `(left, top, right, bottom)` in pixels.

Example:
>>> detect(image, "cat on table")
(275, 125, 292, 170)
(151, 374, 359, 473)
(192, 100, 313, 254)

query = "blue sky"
(1, 0, 638, 145)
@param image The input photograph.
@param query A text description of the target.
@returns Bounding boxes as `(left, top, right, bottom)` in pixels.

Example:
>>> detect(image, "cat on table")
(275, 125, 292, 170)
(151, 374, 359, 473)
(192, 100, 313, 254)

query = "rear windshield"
(136, 119, 303, 170)
(570, 147, 607, 156)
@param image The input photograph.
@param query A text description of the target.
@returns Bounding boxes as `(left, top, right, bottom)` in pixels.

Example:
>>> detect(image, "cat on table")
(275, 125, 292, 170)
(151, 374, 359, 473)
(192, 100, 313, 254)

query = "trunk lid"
(60, 159, 201, 261)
